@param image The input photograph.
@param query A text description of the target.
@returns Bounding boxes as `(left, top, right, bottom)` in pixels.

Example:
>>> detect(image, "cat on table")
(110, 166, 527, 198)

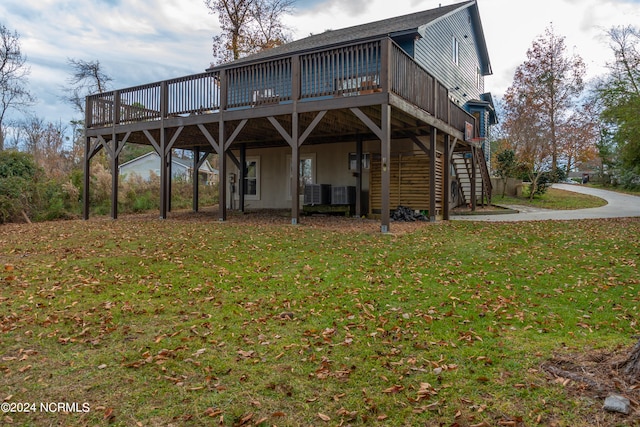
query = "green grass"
(587, 183, 640, 196)
(1, 215, 639, 426)
(493, 187, 608, 210)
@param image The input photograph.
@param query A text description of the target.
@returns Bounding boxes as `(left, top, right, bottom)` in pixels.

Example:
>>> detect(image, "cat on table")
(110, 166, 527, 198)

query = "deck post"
(167, 149, 172, 213)
(355, 137, 363, 218)
(218, 121, 227, 222)
(193, 147, 200, 212)
(380, 38, 392, 93)
(159, 128, 168, 219)
(470, 146, 477, 211)
(83, 95, 92, 220)
(443, 134, 451, 220)
(109, 90, 121, 220)
(83, 136, 91, 220)
(381, 104, 391, 233)
(159, 81, 169, 219)
(429, 127, 437, 222)
(291, 112, 300, 225)
(239, 145, 246, 213)
(110, 134, 119, 220)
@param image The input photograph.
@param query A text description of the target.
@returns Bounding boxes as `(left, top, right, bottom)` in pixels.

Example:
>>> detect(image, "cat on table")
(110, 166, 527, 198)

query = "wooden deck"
(83, 37, 485, 231)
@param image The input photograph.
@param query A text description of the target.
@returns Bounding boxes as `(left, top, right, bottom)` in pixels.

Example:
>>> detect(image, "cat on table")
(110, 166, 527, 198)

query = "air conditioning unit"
(304, 184, 331, 205)
(331, 186, 356, 205)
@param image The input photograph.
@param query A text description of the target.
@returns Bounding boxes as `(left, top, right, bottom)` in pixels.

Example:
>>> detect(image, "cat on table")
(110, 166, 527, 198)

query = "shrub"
(0, 151, 39, 223)
(619, 170, 640, 190)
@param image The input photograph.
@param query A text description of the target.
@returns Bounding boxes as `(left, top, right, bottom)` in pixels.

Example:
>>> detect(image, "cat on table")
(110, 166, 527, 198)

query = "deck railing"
(301, 41, 382, 99)
(86, 38, 475, 136)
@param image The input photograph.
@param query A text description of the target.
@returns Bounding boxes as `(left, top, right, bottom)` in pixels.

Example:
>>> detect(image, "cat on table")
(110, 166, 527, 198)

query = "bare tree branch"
(0, 23, 35, 151)
(60, 58, 113, 116)
(204, 0, 295, 65)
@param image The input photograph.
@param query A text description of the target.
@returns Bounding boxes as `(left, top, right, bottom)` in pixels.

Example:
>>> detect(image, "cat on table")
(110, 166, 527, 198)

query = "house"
(82, 0, 496, 231)
(119, 151, 218, 185)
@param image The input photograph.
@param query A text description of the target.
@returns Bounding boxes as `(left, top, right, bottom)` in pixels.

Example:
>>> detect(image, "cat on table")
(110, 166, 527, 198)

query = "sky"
(1, 0, 639, 133)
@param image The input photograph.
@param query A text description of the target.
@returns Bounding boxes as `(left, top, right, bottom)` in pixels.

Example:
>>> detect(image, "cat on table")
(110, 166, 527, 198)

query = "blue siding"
(413, 7, 485, 107)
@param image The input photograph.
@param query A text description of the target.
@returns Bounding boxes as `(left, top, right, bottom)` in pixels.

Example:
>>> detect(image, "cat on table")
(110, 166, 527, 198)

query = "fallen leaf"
(383, 384, 404, 393)
(318, 412, 331, 422)
(104, 407, 115, 421)
(204, 407, 222, 417)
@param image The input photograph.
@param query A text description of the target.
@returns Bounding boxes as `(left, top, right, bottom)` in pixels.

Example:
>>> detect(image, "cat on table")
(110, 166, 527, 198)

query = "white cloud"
(1, 0, 638, 127)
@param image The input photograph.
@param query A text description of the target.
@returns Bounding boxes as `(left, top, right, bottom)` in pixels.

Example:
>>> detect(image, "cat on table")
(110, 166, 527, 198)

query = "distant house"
(84, 0, 497, 231)
(119, 152, 218, 185)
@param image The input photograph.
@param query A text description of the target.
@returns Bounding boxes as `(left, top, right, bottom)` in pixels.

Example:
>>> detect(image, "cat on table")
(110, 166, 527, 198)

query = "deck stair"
(452, 150, 492, 206)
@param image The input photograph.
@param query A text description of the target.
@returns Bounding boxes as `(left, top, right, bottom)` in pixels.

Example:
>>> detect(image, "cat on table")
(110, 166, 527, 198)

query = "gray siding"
(414, 8, 484, 107)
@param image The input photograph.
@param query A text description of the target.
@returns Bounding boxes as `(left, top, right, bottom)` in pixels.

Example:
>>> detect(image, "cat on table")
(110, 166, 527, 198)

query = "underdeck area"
(83, 37, 491, 232)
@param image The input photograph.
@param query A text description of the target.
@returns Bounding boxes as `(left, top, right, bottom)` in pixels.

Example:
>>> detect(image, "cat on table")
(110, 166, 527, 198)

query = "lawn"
(492, 187, 608, 210)
(1, 213, 639, 426)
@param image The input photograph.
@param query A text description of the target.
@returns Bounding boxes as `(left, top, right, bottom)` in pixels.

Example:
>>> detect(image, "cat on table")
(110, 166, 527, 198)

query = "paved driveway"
(452, 184, 640, 221)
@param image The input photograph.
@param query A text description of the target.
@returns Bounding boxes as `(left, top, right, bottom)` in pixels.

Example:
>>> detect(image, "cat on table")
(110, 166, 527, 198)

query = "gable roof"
(119, 151, 217, 174)
(208, 0, 490, 72)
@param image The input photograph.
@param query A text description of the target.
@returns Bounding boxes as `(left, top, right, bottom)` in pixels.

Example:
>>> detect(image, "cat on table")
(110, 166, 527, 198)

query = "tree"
(503, 25, 587, 176)
(559, 103, 599, 175)
(61, 58, 112, 116)
(61, 58, 113, 173)
(0, 23, 34, 151)
(205, 0, 295, 64)
(19, 115, 70, 178)
(595, 25, 640, 176)
(494, 148, 518, 197)
(502, 88, 552, 200)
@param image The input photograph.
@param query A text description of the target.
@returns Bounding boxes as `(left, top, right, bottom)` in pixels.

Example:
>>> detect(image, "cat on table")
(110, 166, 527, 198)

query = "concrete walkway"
(451, 184, 640, 222)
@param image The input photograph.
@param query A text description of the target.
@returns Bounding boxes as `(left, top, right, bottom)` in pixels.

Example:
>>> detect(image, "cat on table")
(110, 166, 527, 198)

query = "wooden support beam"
(448, 137, 459, 164)
(168, 148, 173, 213)
(355, 137, 363, 218)
(224, 119, 247, 151)
(470, 146, 477, 211)
(443, 134, 451, 220)
(218, 120, 227, 221)
(429, 127, 437, 222)
(299, 110, 327, 146)
(291, 112, 300, 224)
(350, 107, 383, 140)
(268, 116, 293, 146)
(380, 104, 391, 233)
(110, 133, 119, 220)
(197, 124, 220, 152)
(159, 128, 168, 219)
(410, 135, 431, 156)
(142, 130, 162, 155)
(83, 136, 91, 220)
(239, 145, 246, 212)
(115, 132, 131, 158)
(226, 151, 241, 170)
(166, 126, 184, 155)
(193, 147, 200, 213)
(99, 135, 113, 157)
(88, 136, 105, 160)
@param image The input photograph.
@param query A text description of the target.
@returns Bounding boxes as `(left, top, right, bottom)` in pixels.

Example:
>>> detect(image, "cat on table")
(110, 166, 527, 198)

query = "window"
(349, 152, 370, 170)
(452, 37, 459, 65)
(243, 157, 260, 199)
(476, 67, 482, 89)
(286, 154, 316, 199)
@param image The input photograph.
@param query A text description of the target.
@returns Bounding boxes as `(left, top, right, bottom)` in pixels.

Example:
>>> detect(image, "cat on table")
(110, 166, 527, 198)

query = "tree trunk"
(620, 337, 640, 382)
